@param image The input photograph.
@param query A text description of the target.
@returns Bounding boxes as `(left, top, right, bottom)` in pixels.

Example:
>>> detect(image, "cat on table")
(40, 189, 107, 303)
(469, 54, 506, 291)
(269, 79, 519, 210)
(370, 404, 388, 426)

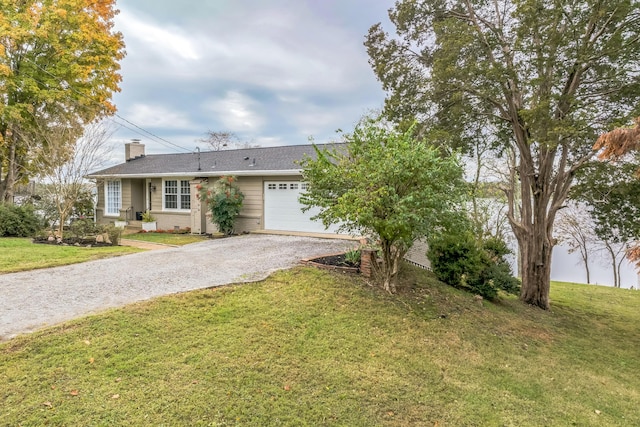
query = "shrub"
(428, 232, 520, 299)
(0, 203, 41, 237)
(69, 218, 100, 239)
(481, 237, 521, 295)
(103, 224, 122, 246)
(198, 176, 244, 235)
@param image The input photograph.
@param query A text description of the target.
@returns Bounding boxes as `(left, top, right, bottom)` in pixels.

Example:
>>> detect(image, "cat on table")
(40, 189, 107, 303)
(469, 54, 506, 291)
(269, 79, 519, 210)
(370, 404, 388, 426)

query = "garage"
(263, 181, 341, 233)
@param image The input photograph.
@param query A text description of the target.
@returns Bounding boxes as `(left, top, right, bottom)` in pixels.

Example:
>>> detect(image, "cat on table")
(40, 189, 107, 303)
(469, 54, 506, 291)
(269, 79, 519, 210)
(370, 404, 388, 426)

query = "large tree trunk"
(505, 139, 572, 310)
(517, 213, 553, 310)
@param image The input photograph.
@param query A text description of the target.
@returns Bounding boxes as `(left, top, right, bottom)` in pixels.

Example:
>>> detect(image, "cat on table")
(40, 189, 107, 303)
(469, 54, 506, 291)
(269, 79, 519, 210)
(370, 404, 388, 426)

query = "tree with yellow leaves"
(0, 0, 125, 203)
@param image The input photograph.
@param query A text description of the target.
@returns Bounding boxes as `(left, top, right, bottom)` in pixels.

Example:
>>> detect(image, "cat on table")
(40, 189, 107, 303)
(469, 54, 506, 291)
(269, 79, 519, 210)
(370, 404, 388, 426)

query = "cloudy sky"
(108, 0, 392, 155)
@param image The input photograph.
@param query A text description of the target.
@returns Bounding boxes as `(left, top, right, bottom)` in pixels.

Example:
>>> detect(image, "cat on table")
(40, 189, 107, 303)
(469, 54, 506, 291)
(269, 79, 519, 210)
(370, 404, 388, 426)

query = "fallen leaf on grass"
(43, 402, 52, 407)
(115, 377, 122, 382)
(283, 385, 291, 391)
(70, 390, 79, 396)
(83, 340, 91, 345)
(111, 394, 120, 399)
(51, 385, 56, 390)
(89, 357, 95, 364)
(595, 410, 602, 415)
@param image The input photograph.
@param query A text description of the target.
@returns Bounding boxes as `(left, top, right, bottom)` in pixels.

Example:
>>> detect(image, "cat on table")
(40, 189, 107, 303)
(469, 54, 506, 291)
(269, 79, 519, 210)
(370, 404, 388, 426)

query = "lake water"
(550, 244, 638, 289)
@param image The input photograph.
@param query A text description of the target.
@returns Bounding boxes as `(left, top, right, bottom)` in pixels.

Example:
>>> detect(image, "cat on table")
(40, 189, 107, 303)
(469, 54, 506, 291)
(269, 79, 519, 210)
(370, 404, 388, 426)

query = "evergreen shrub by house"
(0, 203, 41, 237)
(428, 232, 520, 299)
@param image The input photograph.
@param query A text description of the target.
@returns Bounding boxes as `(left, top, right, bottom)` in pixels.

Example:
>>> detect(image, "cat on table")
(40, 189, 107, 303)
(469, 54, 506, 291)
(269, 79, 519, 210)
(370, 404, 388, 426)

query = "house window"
(290, 183, 298, 190)
(181, 180, 191, 209)
(279, 183, 288, 190)
(301, 183, 309, 190)
(105, 180, 121, 216)
(164, 179, 190, 210)
(267, 183, 276, 190)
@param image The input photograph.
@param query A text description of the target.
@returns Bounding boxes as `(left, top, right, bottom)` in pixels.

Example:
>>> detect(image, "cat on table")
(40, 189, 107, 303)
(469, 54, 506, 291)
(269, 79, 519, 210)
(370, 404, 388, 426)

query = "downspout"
(92, 183, 97, 224)
(148, 181, 153, 211)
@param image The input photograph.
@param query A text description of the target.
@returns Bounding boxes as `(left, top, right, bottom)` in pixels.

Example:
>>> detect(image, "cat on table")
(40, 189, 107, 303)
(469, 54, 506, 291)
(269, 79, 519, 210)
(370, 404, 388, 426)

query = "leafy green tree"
(365, 1, 640, 309)
(300, 119, 467, 293)
(0, 0, 125, 203)
(198, 176, 244, 235)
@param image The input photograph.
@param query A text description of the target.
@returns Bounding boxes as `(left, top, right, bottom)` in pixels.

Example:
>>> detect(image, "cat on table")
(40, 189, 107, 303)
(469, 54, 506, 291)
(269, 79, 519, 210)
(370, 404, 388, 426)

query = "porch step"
(125, 220, 142, 230)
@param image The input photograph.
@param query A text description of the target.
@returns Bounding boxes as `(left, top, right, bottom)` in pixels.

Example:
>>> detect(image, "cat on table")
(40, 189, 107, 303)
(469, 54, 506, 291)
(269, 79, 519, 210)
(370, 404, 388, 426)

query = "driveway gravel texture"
(0, 234, 356, 341)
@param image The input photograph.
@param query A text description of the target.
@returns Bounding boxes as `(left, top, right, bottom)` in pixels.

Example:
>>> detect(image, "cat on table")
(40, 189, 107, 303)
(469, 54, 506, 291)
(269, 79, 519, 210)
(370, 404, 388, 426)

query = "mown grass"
(2, 266, 639, 426)
(0, 238, 141, 274)
(122, 232, 208, 246)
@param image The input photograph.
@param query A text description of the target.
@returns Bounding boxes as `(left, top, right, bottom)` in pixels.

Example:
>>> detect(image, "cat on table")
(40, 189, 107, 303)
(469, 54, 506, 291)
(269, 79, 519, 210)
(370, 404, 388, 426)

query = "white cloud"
(117, 10, 202, 63)
(111, 1, 389, 153)
(115, 2, 371, 92)
(127, 104, 193, 129)
(203, 91, 266, 132)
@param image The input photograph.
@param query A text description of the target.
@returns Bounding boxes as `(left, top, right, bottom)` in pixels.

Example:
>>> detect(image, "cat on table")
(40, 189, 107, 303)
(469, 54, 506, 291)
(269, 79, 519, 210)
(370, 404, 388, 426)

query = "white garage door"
(264, 181, 341, 233)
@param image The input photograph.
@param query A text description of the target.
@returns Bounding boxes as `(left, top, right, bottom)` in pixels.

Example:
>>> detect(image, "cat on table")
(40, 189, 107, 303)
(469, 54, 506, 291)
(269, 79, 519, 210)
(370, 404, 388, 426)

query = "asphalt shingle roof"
(87, 143, 345, 178)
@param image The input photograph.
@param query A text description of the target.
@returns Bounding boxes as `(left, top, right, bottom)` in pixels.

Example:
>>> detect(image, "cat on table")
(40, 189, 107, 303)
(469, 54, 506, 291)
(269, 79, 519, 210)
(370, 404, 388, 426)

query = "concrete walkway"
(0, 234, 355, 341)
(120, 238, 178, 251)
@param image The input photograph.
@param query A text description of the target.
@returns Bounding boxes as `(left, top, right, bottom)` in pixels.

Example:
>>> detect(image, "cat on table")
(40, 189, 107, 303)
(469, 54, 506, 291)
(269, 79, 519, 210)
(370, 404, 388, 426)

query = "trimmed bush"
(68, 218, 100, 239)
(428, 232, 520, 299)
(0, 203, 41, 237)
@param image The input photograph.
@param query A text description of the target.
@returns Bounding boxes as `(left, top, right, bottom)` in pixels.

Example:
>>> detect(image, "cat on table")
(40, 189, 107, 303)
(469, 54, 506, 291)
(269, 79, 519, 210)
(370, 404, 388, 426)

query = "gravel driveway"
(0, 234, 355, 341)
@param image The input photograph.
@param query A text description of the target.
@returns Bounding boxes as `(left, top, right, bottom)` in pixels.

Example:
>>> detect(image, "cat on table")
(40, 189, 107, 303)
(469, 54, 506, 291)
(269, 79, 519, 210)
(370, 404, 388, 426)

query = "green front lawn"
(0, 238, 141, 274)
(2, 266, 639, 426)
(122, 232, 208, 246)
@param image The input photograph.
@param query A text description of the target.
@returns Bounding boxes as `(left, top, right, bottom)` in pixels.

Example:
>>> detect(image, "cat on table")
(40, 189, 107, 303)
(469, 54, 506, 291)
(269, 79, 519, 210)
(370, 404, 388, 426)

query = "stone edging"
(300, 252, 360, 274)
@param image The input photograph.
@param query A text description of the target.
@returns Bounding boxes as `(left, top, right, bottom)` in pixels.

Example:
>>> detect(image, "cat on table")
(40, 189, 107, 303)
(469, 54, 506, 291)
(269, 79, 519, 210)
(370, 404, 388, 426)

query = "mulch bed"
(32, 236, 114, 247)
(302, 252, 360, 274)
(311, 253, 360, 268)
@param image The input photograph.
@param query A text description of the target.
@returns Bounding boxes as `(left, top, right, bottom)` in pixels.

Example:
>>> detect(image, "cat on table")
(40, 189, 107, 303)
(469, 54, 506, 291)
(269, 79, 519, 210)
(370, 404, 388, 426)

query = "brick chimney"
(125, 139, 145, 161)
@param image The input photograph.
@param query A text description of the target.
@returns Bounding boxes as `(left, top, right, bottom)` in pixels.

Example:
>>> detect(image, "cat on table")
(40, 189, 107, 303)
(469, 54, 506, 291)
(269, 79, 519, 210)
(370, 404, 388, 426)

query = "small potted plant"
(141, 210, 157, 231)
